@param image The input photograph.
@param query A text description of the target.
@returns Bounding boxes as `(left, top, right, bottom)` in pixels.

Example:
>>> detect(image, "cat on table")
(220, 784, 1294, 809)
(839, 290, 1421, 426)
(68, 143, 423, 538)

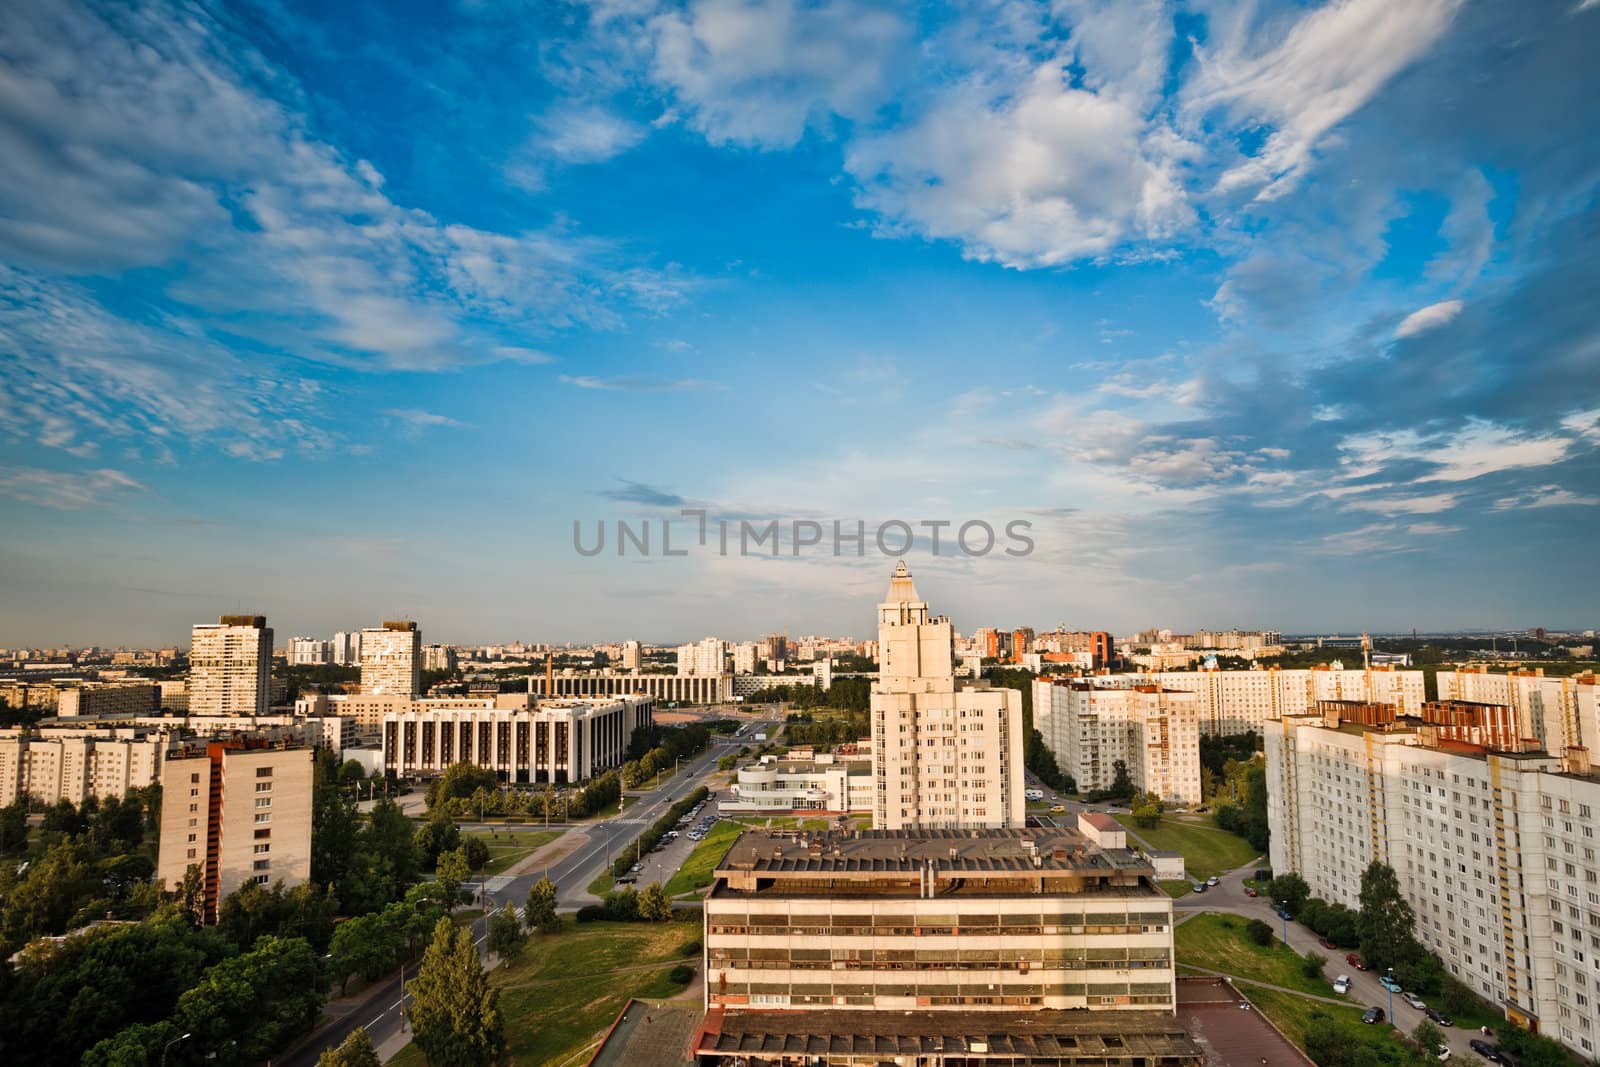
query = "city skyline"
(4, 0, 1599, 645)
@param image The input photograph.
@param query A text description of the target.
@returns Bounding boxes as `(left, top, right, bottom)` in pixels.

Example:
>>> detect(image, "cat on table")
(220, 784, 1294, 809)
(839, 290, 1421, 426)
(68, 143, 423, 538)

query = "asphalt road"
(282, 719, 770, 1066)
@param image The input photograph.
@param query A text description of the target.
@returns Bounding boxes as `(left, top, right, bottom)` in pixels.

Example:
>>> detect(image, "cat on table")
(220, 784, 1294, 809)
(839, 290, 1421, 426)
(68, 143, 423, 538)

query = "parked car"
(1049, 804, 1066, 814)
(1436, 1044, 1451, 1061)
(1469, 1040, 1497, 1059)
(1403, 992, 1427, 1011)
(1276, 906, 1293, 920)
(1379, 975, 1403, 993)
(1347, 953, 1368, 971)
(629, 863, 642, 874)
(1318, 937, 1337, 950)
(1362, 1007, 1385, 1025)
(1193, 883, 1207, 893)
(1244, 886, 1258, 897)
(1424, 1007, 1454, 1027)
(1206, 876, 1219, 887)
(1332, 975, 1351, 995)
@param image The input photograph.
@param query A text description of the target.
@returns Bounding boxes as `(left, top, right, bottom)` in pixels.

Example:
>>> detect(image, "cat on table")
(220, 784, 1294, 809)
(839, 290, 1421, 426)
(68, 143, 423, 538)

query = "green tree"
(639, 881, 672, 922)
(416, 812, 462, 869)
(175, 935, 323, 1062)
(1412, 1020, 1445, 1058)
(464, 836, 491, 872)
(427, 763, 500, 809)
(486, 906, 524, 963)
(436, 847, 470, 907)
(1269, 872, 1311, 917)
(524, 877, 559, 934)
(338, 760, 368, 787)
(1357, 861, 1418, 973)
(1130, 791, 1164, 829)
(407, 917, 504, 1067)
(1245, 918, 1275, 946)
(313, 749, 361, 896)
(1302, 950, 1327, 980)
(1108, 759, 1134, 799)
(0, 802, 28, 853)
(319, 1026, 382, 1067)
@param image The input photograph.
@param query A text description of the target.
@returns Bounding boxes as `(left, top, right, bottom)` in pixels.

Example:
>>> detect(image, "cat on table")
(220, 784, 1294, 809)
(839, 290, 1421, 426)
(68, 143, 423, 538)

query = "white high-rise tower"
(189, 615, 273, 716)
(870, 562, 1024, 830)
(360, 621, 421, 698)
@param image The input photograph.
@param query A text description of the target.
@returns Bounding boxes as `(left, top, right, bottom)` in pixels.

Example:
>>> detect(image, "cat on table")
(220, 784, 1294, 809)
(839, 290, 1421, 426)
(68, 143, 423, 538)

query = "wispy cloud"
(383, 408, 465, 431)
(598, 479, 688, 507)
(1395, 299, 1464, 339)
(0, 465, 143, 509)
(1492, 485, 1600, 511)
(559, 374, 722, 392)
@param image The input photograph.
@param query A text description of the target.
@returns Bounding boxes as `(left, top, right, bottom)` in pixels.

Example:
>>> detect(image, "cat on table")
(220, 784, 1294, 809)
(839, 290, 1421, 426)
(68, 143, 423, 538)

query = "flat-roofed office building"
(359, 621, 421, 698)
(189, 616, 272, 717)
(381, 695, 652, 784)
(697, 825, 1201, 1066)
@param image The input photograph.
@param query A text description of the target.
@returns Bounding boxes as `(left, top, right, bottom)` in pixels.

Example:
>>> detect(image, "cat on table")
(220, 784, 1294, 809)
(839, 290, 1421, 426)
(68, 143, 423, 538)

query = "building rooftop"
(695, 1008, 1204, 1061)
(715, 826, 1152, 878)
(1079, 813, 1121, 833)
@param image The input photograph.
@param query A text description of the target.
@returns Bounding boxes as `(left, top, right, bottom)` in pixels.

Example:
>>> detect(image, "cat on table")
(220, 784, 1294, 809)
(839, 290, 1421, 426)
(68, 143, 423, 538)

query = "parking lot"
(615, 793, 724, 891)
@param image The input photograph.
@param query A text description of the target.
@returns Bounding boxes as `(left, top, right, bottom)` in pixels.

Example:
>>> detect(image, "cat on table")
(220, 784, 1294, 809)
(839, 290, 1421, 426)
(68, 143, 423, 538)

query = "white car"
(1404, 992, 1427, 1011)
(1206, 876, 1219, 887)
(1332, 975, 1351, 995)
(1436, 1045, 1451, 1061)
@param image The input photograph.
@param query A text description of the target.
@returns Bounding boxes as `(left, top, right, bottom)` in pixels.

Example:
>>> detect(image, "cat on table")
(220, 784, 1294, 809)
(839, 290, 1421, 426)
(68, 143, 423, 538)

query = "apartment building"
(288, 637, 333, 666)
(533, 669, 732, 705)
(723, 753, 874, 814)
(871, 562, 1025, 830)
(0, 730, 165, 805)
(696, 826, 1202, 1065)
(731, 641, 758, 675)
(1437, 668, 1600, 754)
(1094, 665, 1425, 736)
(189, 616, 273, 716)
(621, 640, 643, 671)
(1265, 700, 1600, 1057)
(359, 621, 421, 698)
(56, 682, 158, 718)
(1033, 680, 1202, 806)
(678, 637, 727, 676)
(381, 695, 652, 784)
(156, 738, 313, 924)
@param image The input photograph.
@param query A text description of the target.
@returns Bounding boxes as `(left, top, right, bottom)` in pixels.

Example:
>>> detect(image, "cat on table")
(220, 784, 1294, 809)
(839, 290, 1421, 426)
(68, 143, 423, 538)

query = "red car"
(1244, 887, 1258, 897)
(1347, 953, 1368, 971)
(1319, 937, 1337, 950)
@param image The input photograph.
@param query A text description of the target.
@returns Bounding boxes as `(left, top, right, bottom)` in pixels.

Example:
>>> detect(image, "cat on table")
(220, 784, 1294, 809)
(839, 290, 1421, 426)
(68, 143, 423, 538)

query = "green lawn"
(587, 870, 614, 897)
(1242, 984, 1415, 1066)
(1161, 880, 1194, 899)
(1114, 815, 1261, 879)
(1175, 913, 1332, 996)
(664, 820, 744, 897)
(390, 917, 702, 1067)
(467, 830, 562, 876)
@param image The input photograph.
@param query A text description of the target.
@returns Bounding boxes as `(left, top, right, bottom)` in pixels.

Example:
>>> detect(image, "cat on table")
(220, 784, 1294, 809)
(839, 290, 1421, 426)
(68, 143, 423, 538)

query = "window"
(256, 766, 273, 777)
(254, 797, 271, 808)
(253, 813, 270, 824)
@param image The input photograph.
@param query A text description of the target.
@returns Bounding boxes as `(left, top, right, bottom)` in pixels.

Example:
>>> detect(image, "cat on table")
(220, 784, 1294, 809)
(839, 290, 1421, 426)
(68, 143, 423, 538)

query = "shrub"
(667, 964, 695, 985)
(1246, 919, 1275, 946)
(575, 905, 606, 924)
(681, 939, 702, 957)
(1302, 951, 1327, 980)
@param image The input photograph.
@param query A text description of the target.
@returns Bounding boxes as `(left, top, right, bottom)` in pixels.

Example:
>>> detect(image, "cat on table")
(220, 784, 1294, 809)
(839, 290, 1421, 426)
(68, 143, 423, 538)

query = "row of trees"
(622, 722, 713, 788)
(422, 762, 622, 821)
(746, 675, 871, 714)
(781, 709, 869, 747)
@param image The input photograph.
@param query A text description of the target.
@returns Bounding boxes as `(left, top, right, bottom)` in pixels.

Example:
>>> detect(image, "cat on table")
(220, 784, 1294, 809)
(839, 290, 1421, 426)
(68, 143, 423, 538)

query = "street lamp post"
(160, 1032, 192, 1067)
(1281, 906, 1288, 945)
(1386, 968, 1395, 1022)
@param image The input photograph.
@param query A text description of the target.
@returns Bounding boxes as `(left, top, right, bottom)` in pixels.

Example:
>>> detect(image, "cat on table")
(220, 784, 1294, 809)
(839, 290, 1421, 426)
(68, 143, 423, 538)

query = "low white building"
(724, 753, 874, 814)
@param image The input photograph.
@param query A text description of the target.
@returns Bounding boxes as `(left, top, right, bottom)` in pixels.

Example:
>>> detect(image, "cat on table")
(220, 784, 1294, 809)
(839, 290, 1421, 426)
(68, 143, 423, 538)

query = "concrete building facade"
(359, 621, 420, 698)
(157, 739, 313, 923)
(723, 754, 874, 814)
(532, 670, 731, 705)
(189, 616, 272, 717)
(1265, 701, 1600, 1058)
(382, 695, 652, 784)
(0, 730, 165, 805)
(871, 562, 1025, 831)
(56, 682, 158, 718)
(1033, 680, 1202, 806)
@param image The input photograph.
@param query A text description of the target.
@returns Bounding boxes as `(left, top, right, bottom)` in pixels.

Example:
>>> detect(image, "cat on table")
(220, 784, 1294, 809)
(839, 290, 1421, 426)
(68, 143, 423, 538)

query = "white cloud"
(0, 465, 142, 509)
(1395, 299, 1465, 339)
(847, 61, 1196, 268)
(1344, 491, 1459, 516)
(559, 374, 722, 391)
(383, 409, 465, 431)
(647, 0, 910, 148)
(1338, 420, 1570, 483)
(508, 102, 648, 189)
(1491, 485, 1600, 511)
(1184, 0, 1463, 200)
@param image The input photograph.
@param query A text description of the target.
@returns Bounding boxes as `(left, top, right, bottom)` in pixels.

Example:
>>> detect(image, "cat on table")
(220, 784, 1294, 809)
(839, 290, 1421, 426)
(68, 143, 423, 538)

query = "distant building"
(871, 562, 1025, 830)
(189, 616, 272, 717)
(157, 738, 313, 924)
(1436, 668, 1600, 754)
(1033, 680, 1202, 805)
(288, 637, 333, 666)
(677, 637, 727, 676)
(56, 683, 158, 718)
(0, 730, 165, 805)
(382, 695, 652, 784)
(421, 644, 456, 673)
(359, 621, 420, 698)
(534, 670, 731, 705)
(620, 639, 642, 671)
(731, 641, 758, 675)
(331, 630, 359, 666)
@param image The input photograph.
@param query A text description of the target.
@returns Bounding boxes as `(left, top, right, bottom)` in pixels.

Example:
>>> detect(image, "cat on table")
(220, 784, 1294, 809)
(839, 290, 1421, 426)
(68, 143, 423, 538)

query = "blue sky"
(2, 0, 1598, 647)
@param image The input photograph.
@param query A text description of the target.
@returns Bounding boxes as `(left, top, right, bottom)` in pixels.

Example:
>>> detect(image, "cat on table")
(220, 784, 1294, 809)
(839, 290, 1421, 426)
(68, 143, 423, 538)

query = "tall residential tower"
(870, 562, 1024, 830)
(189, 615, 272, 716)
(360, 621, 421, 698)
